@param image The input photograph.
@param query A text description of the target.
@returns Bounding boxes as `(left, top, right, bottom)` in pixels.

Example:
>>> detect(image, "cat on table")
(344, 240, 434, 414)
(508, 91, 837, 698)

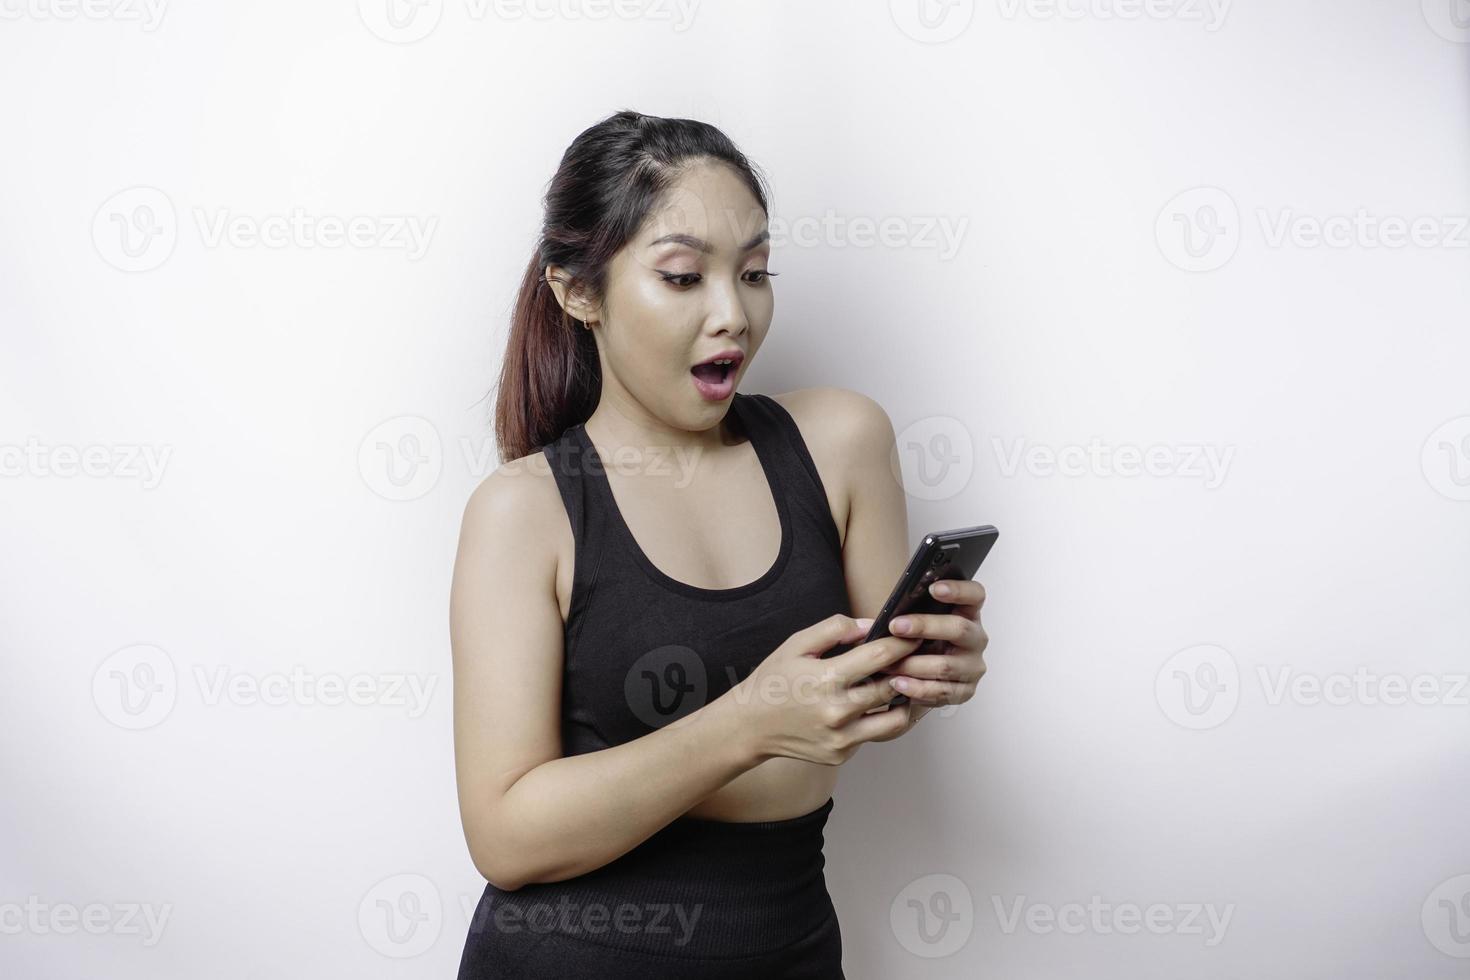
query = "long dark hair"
(491, 109, 772, 464)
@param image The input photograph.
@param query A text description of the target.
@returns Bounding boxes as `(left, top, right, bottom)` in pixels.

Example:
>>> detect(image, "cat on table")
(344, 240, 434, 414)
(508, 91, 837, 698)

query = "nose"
(704, 277, 751, 337)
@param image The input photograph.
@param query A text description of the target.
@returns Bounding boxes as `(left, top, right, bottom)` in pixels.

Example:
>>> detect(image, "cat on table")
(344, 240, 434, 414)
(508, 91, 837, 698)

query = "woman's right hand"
(731, 614, 922, 766)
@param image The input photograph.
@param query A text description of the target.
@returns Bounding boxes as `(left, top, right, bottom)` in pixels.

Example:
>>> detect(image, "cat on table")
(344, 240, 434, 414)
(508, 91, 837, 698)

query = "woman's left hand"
(883, 579, 989, 711)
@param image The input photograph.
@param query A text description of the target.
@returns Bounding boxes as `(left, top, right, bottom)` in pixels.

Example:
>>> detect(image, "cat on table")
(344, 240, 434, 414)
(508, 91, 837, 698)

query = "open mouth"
(690, 360, 735, 384)
(689, 351, 743, 399)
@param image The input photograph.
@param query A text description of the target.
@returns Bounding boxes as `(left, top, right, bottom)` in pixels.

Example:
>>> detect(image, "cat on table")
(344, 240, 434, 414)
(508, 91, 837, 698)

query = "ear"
(544, 264, 601, 325)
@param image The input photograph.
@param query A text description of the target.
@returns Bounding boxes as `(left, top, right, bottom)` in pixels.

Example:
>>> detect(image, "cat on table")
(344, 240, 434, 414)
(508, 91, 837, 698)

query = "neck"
(582, 391, 745, 459)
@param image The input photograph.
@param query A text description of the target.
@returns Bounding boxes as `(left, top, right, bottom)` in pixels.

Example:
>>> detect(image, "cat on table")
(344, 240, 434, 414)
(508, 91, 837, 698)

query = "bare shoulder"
(767, 387, 897, 545)
(455, 446, 567, 571)
(769, 386, 897, 462)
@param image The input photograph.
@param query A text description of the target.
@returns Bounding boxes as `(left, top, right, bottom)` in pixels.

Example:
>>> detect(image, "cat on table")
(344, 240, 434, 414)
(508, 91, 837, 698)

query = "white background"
(3, 1, 1468, 977)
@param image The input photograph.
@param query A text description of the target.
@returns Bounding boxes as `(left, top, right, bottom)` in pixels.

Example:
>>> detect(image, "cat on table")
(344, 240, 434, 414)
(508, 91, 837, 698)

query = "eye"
(658, 270, 780, 289)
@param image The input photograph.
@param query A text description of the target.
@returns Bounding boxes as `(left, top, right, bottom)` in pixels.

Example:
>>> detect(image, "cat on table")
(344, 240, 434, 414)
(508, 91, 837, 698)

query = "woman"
(451, 109, 990, 978)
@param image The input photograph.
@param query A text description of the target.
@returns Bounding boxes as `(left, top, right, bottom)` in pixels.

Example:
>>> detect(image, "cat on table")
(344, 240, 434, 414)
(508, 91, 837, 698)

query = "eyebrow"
(646, 229, 770, 253)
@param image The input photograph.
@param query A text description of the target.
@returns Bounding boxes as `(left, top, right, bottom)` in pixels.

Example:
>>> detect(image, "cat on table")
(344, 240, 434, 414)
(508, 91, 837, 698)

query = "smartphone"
(825, 524, 999, 708)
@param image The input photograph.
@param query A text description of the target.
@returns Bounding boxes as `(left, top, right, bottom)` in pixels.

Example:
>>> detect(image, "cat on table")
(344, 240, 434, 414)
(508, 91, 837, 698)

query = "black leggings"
(457, 797, 844, 979)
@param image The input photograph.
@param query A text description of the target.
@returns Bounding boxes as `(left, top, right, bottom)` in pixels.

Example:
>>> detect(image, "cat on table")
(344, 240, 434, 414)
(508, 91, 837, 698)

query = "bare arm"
(450, 459, 764, 891)
(805, 387, 936, 726)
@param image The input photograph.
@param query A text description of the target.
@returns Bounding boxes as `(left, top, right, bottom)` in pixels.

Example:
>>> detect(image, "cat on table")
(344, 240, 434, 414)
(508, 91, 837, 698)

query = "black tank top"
(541, 391, 853, 756)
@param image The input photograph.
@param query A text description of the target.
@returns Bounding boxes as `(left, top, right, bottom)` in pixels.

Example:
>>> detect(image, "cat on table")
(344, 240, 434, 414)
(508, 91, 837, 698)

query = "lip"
(690, 349, 745, 370)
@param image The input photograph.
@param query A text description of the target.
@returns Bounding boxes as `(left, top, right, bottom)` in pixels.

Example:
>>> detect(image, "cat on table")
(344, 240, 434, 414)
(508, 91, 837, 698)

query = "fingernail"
(856, 617, 875, 630)
(891, 617, 912, 633)
(891, 677, 909, 691)
(931, 582, 952, 597)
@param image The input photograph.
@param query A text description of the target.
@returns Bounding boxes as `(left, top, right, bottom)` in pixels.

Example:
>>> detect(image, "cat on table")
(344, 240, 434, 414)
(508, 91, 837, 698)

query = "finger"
(842, 674, 908, 716)
(870, 638, 945, 676)
(887, 676, 971, 706)
(825, 632, 920, 680)
(927, 579, 986, 614)
(884, 650, 987, 685)
(839, 697, 912, 742)
(800, 614, 873, 655)
(857, 635, 924, 678)
(888, 611, 980, 647)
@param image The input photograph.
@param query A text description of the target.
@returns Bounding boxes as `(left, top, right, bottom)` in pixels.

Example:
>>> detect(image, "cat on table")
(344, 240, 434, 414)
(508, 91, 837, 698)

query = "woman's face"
(583, 159, 775, 431)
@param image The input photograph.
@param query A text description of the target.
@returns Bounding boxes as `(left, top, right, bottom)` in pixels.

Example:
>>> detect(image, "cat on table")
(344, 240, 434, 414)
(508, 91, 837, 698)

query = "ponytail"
(491, 249, 601, 463)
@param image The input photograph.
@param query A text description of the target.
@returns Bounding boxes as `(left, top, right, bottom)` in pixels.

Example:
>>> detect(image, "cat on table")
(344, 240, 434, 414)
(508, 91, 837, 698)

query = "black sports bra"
(540, 391, 853, 756)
